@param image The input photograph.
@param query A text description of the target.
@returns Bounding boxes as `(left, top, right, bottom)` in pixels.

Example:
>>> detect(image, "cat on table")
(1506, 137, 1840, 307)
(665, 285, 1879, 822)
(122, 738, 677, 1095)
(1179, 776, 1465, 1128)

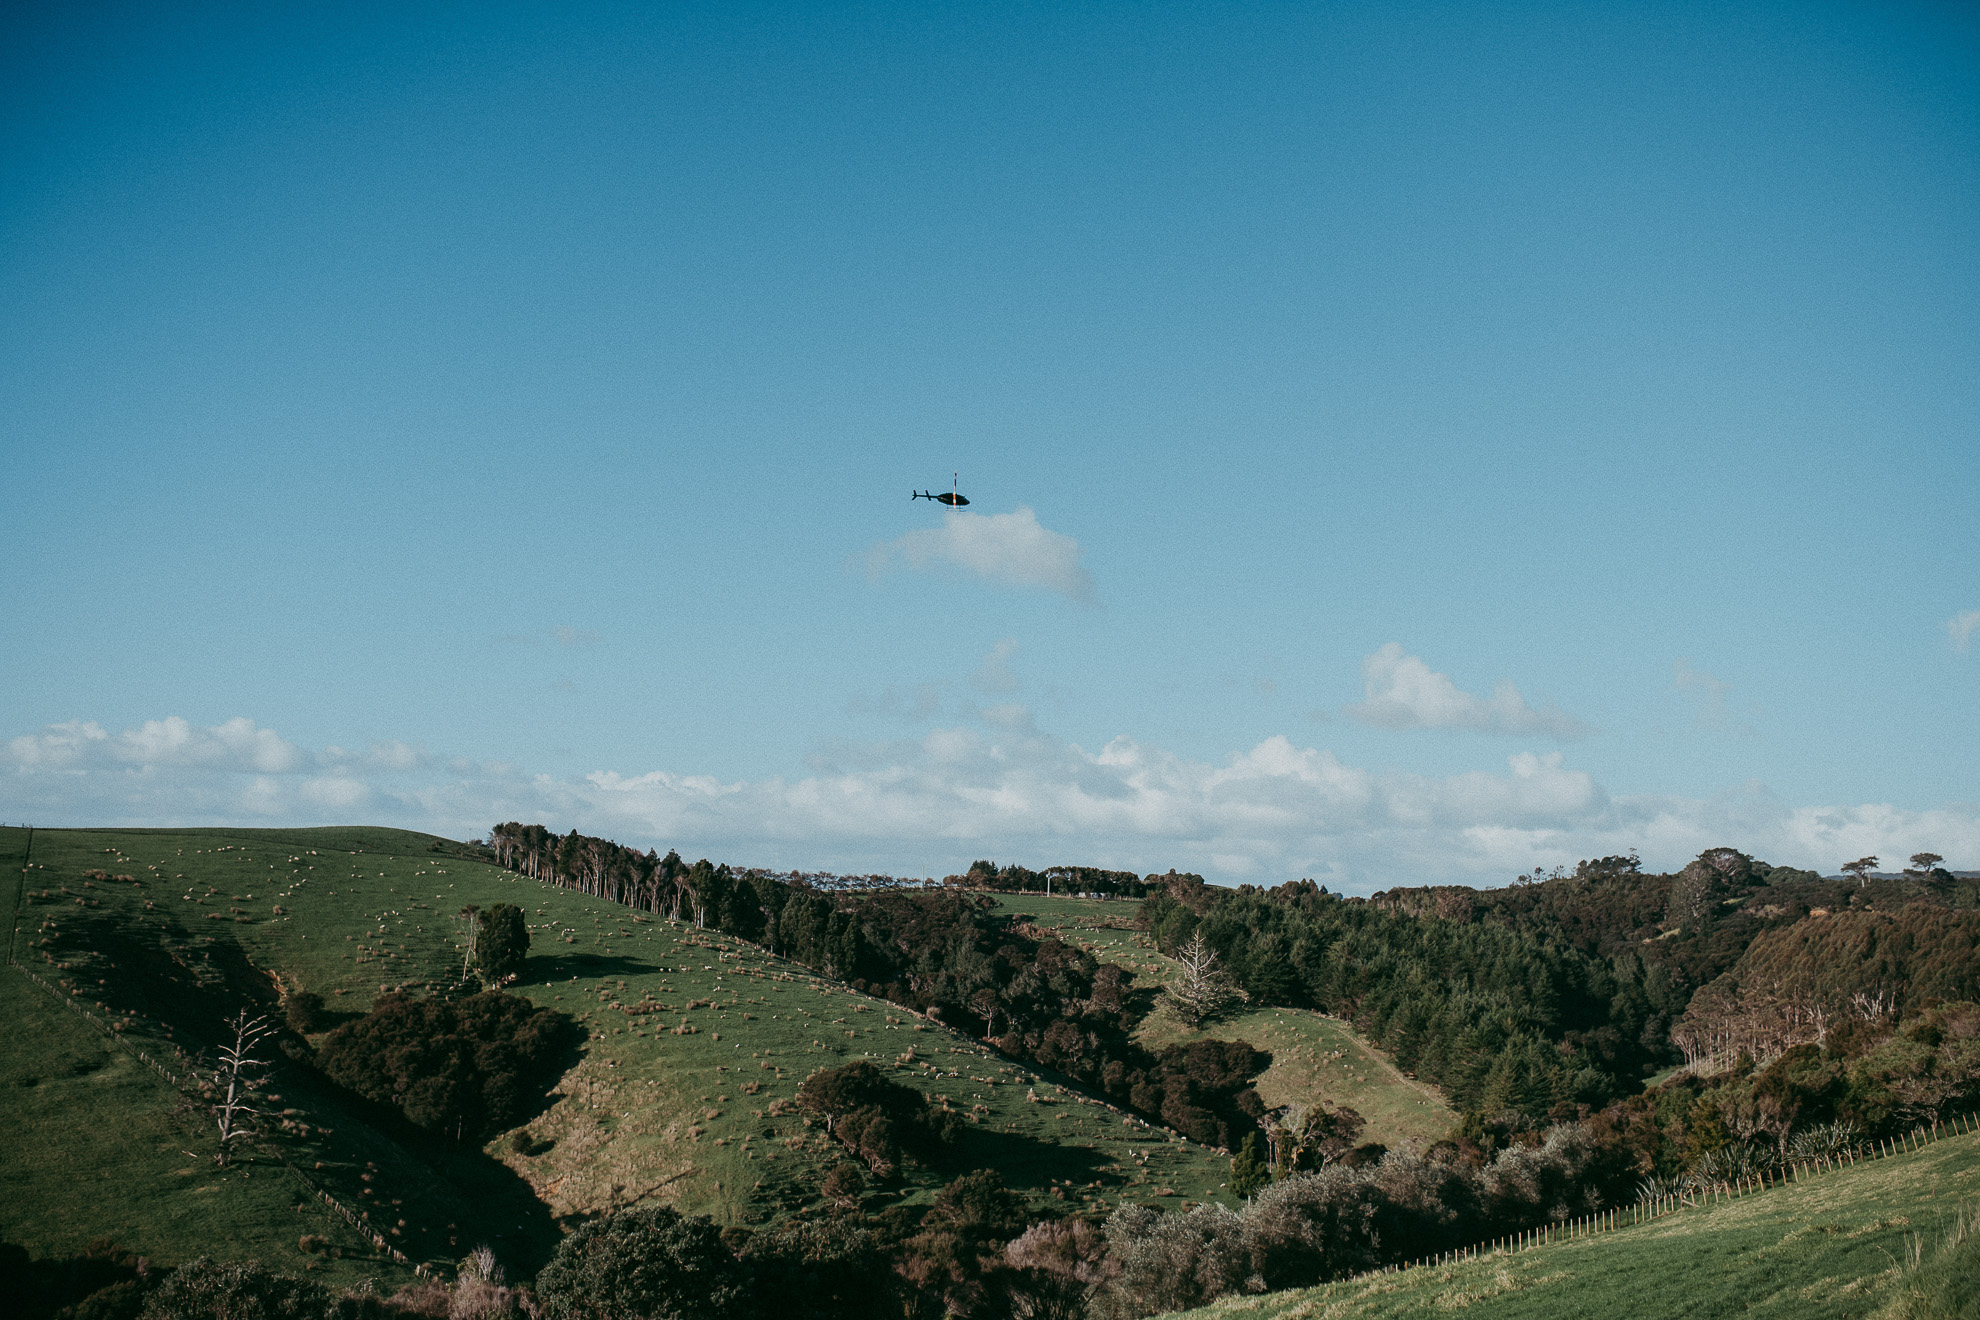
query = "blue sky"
(4, 0, 1976, 888)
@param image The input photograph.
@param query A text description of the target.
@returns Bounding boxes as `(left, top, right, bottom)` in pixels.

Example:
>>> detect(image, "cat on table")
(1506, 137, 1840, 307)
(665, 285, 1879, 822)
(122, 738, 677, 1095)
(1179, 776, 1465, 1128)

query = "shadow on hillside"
(527, 952, 659, 981)
(945, 1126, 1111, 1192)
(1122, 982, 1164, 1020)
(39, 905, 282, 1052)
(33, 905, 572, 1277)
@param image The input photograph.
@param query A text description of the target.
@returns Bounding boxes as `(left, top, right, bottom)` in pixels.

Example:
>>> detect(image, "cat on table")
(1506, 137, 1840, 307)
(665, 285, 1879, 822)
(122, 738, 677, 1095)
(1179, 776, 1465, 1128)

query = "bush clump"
(316, 991, 573, 1139)
(795, 1061, 961, 1176)
(534, 1205, 751, 1320)
(139, 1258, 336, 1320)
(283, 992, 327, 1035)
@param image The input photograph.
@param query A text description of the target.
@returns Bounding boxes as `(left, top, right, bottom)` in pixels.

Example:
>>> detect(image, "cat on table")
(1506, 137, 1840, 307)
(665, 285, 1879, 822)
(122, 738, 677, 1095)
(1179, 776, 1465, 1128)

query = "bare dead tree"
(210, 1009, 276, 1166)
(1849, 984, 1897, 1023)
(1163, 934, 1237, 1027)
(458, 904, 483, 979)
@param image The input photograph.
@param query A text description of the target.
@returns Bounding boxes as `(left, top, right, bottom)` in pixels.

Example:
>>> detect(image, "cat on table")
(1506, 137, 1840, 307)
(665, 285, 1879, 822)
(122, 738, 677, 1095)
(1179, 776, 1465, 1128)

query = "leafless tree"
(210, 1009, 276, 1166)
(970, 988, 1004, 1038)
(1005, 1218, 1108, 1320)
(1260, 1102, 1364, 1173)
(458, 904, 482, 979)
(1164, 934, 1237, 1027)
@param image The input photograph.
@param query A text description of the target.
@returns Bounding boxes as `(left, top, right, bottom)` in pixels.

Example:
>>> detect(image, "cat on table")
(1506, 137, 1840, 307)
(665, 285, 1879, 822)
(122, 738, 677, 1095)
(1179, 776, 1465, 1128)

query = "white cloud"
(1951, 611, 1980, 652)
(6, 711, 1975, 890)
(867, 508, 1093, 602)
(1344, 644, 1589, 738)
(6, 719, 109, 768)
(9, 716, 304, 774)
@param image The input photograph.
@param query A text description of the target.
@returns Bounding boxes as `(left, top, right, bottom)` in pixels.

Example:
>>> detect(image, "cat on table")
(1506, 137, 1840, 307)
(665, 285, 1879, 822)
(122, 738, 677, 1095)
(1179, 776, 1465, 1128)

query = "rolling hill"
(2, 825, 1240, 1284)
(1003, 892, 1457, 1148)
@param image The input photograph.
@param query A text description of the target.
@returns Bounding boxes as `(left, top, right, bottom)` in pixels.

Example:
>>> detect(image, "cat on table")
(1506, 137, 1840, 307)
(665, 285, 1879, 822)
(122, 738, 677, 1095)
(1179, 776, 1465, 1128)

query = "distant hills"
(5, 825, 1975, 1320)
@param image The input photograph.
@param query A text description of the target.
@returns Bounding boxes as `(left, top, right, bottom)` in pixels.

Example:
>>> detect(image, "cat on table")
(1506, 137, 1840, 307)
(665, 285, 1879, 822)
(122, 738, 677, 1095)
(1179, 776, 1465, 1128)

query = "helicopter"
(912, 472, 970, 506)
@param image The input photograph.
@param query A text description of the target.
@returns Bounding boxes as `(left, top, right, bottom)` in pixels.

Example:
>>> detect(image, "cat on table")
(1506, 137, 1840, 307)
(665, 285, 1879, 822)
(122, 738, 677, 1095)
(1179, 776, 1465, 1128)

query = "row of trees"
(959, 861, 1162, 899)
(483, 825, 1189, 915)
(481, 824, 1272, 1148)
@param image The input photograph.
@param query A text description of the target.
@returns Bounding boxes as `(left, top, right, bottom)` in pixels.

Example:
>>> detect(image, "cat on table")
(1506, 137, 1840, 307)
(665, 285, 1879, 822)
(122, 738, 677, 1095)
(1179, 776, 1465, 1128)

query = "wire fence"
(1382, 1109, 1978, 1276)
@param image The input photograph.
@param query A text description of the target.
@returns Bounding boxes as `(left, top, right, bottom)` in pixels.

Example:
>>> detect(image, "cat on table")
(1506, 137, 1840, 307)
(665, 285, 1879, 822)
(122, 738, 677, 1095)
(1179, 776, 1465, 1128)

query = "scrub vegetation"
(5, 824, 1976, 1320)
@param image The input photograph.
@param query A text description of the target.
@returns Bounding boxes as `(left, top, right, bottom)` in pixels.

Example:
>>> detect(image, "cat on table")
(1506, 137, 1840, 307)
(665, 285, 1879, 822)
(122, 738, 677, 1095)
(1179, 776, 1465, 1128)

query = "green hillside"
(1161, 1127, 1980, 1320)
(2, 826, 1234, 1283)
(1000, 893, 1457, 1148)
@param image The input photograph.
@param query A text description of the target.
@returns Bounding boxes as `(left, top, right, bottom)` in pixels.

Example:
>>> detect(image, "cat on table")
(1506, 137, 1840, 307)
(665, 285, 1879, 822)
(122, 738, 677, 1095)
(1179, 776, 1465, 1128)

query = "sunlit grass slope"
(4, 828, 1235, 1281)
(998, 893, 1457, 1149)
(1164, 1129, 1980, 1320)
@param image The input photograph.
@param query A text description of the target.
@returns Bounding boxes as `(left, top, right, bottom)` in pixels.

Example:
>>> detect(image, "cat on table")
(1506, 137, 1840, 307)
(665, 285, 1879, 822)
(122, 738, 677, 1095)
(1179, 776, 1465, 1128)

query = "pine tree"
(1229, 1131, 1270, 1198)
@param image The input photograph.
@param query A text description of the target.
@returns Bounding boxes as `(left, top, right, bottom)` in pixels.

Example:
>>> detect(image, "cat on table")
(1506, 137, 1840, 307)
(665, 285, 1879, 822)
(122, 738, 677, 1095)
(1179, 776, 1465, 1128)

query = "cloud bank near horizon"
(7, 712, 1975, 891)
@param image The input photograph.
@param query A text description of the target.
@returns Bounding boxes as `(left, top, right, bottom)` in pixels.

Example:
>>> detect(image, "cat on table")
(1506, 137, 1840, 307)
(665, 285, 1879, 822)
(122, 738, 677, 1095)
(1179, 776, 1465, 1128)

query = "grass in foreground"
(1164, 1128, 1980, 1320)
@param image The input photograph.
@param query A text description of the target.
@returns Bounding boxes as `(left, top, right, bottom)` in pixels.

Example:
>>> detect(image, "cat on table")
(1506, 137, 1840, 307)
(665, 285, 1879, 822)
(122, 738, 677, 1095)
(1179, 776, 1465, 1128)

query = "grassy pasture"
(1162, 1127, 1980, 1320)
(3, 828, 1234, 1281)
(0, 964, 382, 1289)
(995, 893, 1458, 1149)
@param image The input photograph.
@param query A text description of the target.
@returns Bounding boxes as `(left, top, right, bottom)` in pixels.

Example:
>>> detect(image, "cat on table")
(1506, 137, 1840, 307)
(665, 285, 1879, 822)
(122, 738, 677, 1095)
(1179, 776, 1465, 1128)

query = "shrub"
(284, 992, 327, 1035)
(64, 1279, 145, 1320)
(929, 1169, 1031, 1239)
(1092, 1202, 1257, 1320)
(1229, 1133, 1270, 1199)
(739, 1218, 893, 1320)
(795, 1062, 959, 1176)
(534, 1206, 750, 1320)
(820, 1163, 865, 1210)
(474, 906, 530, 984)
(447, 1246, 522, 1320)
(4, 1239, 149, 1320)
(1003, 1219, 1107, 1320)
(316, 991, 573, 1140)
(139, 1258, 336, 1320)
(1093, 1127, 1616, 1312)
